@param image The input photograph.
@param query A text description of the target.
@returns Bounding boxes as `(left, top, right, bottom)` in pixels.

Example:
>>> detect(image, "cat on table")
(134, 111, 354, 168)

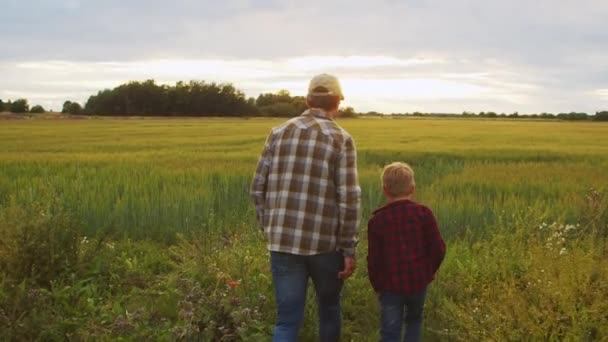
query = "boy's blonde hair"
(382, 162, 415, 197)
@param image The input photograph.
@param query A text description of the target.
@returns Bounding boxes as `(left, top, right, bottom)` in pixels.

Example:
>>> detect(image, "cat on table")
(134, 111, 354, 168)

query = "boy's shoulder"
(369, 200, 432, 224)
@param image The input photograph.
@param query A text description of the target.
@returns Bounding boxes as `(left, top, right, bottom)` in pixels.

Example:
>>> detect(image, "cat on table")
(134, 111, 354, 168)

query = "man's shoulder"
(271, 116, 304, 134)
(271, 114, 353, 144)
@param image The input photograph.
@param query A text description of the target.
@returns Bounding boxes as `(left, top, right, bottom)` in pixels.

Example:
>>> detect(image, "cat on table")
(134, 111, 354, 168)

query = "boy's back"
(366, 162, 445, 342)
(367, 199, 445, 294)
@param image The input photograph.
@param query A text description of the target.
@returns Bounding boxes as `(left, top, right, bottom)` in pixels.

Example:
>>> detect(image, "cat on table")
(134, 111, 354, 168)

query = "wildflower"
(228, 280, 239, 288)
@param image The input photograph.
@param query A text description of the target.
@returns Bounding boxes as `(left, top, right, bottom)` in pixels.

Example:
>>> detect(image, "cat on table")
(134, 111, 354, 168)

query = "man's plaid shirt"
(367, 199, 446, 293)
(251, 108, 361, 256)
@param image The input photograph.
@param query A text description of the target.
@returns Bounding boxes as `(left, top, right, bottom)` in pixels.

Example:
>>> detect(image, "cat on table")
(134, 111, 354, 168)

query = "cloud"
(2, 55, 603, 114)
(595, 89, 608, 100)
(0, 0, 607, 113)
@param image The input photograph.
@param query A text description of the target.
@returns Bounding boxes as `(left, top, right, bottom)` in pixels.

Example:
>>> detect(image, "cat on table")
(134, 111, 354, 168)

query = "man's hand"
(338, 256, 356, 280)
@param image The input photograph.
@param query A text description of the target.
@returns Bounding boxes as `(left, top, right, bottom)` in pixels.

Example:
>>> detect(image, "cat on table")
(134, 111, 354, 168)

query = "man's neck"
(309, 107, 337, 120)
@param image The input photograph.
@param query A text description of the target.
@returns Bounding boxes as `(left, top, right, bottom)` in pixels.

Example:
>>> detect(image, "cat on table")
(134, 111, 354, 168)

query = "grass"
(0, 117, 607, 341)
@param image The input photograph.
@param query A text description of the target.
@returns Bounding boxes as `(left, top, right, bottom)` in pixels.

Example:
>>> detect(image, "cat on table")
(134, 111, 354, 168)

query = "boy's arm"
(366, 219, 381, 292)
(335, 137, 361, 257)
(423, 207, 446, 272)
(250, 132, 274, 228)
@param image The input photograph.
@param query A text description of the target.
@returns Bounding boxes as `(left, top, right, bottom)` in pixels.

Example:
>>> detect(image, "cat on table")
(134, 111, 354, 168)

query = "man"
(251, 74, 361, 342)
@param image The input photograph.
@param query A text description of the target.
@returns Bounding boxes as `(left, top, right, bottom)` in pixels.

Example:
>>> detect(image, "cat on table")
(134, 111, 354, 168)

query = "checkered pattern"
(251, 108, 361, 256)
(367, 199, 445, 293)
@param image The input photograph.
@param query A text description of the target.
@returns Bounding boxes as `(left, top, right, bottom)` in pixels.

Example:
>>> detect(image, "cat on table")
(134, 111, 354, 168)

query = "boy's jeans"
(270, 251, 344, 342)
(379, 288, 427, 342)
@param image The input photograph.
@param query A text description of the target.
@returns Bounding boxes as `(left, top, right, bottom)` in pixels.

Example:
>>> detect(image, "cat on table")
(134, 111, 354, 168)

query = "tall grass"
(1, 117, 607, 340)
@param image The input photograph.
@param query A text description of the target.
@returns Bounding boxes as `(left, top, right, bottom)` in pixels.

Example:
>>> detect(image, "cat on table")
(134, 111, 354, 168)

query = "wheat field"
(1, 117, 607, 341)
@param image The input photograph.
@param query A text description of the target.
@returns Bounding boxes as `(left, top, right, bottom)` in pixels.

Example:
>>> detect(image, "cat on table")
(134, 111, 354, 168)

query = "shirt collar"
(302, 108, 334, 121)
(372, 199, 413, 215)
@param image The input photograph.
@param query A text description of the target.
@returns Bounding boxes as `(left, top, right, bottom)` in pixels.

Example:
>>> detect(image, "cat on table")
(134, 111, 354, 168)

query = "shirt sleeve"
(367, 219, 381, 292)
(335, 136, 361, 257)
(423, 207, 446, 272)
(250, 131, 274, 228)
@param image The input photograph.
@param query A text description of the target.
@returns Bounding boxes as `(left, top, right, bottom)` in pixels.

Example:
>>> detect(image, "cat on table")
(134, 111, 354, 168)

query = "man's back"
(251, 108, 360, 256)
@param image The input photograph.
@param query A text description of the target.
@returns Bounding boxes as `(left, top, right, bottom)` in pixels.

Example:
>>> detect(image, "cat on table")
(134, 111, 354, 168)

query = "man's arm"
(250, 132, 274, 228)
(367, 220, 381, 292)
(335, 137, 361, 257)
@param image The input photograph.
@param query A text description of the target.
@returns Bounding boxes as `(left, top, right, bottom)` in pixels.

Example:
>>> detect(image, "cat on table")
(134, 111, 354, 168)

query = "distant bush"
(62, 100, 83, 114)
(340, 106, 357, 118)
(258, 102, 301, 117)
(595, 111, 608, 121)
(557, 112, 589, 121)
(9, 99, 29, 113)
(256, 90, 307, 117)
(30, 105, 45, 113)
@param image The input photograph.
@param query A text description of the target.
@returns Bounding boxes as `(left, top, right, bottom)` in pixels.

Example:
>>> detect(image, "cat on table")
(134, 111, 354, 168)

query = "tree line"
(1, 79, 606, 120)
(82, 80, 356, 118)
(388, 111, 608, 121)
(0, 98, 81, 115)
(0, 80, 356, 118)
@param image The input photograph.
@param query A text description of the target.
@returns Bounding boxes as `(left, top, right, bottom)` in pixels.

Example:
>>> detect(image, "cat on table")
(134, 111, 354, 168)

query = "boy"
(367, 162, 446, 342)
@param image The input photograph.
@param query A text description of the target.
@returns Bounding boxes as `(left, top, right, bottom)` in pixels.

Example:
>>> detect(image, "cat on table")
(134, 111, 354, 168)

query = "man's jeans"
(270, 251, 344, 342)
(379, 288, 427, 342)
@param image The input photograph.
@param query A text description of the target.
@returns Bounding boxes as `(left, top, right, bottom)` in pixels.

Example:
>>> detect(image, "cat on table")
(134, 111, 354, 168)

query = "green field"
(1, 117, 607, 341)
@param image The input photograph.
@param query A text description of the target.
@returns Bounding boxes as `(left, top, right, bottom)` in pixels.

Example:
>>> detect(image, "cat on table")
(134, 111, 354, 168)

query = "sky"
(1, 0, 607, 114)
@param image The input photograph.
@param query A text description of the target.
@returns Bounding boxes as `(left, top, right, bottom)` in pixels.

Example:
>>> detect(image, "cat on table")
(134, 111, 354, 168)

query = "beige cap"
(307, 73, 344, 100)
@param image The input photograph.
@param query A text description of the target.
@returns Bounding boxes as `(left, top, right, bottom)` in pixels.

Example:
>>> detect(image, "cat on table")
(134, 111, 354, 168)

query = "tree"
(81, 79, 348, 117)
(62, 101, 72, 113)
(83, 80, 255, 116)
(256, 89, 292, 107)
(10, 99, 29, 113)
(30, 105, 45, 113)
(595, 111, 608, 121)
(557, 112, 588, 121)
(339, 106, 357, 118)
(0, 99, 4, 112)
(539, 112, 555, 119)
(62, 101, 82, 114)
(255, 90, 308, 117)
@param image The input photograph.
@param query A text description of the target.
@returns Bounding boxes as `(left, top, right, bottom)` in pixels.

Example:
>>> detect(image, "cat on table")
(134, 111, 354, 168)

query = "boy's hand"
(338, 256, 356, 279)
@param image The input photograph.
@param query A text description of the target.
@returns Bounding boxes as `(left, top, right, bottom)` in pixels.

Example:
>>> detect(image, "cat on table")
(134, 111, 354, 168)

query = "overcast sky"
(1, 0, 607, 114)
